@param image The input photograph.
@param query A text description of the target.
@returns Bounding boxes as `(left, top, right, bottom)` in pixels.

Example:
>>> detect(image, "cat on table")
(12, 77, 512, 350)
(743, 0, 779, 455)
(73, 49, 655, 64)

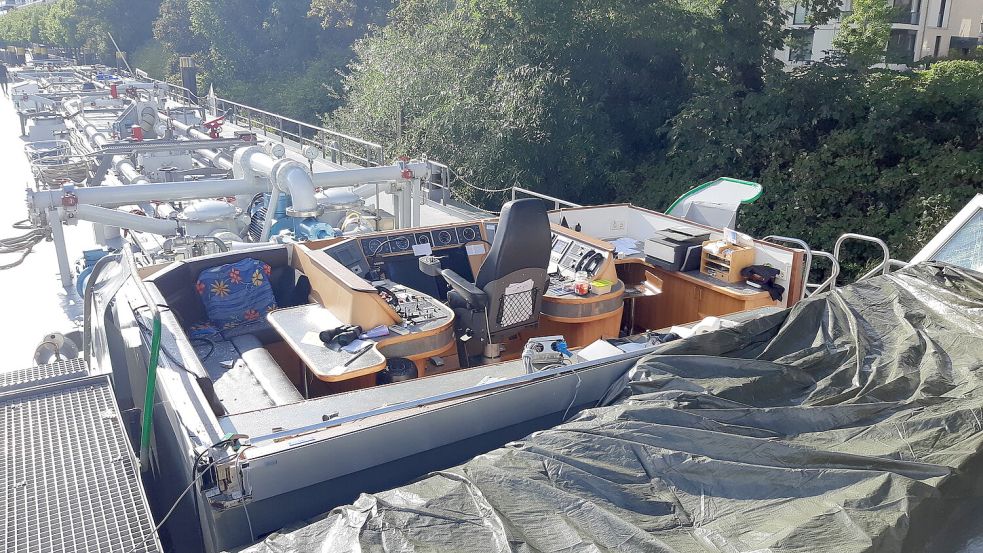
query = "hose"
(0, 225, 47, 270)
(123, 248, 163, 470)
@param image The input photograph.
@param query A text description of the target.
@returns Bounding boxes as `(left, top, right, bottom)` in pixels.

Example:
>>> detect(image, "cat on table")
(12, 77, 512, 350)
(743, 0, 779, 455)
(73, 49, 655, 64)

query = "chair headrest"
(476, 199, 551, 288)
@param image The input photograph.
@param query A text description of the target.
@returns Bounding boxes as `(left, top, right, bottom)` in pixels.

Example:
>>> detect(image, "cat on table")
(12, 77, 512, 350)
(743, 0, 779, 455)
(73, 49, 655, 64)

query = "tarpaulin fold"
(237, 263, 983, 553)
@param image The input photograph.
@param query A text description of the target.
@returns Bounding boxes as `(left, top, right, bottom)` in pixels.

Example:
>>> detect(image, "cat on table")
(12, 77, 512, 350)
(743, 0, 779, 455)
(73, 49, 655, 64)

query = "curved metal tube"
(833, 233, 891, 285)
(808, 250, 841, 295)
(275, 161, 319, 216)
(763, 235, 813, 301)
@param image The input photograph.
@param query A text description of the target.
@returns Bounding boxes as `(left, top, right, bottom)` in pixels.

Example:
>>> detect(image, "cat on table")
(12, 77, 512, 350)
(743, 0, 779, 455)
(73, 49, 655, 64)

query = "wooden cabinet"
(619, 262, 776, 332)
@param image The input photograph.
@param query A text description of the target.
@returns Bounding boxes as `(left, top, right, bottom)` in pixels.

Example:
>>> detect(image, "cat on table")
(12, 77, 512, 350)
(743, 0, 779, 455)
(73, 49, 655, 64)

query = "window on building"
(792, 2, 810, 25)
(789, 29, 815, 62)
(886, 29, 918, 63)
(934, 35, 942, 56)
(949, 36, 981, 57)
(937, 0, 947, 27)
(891, 0, 920, 24)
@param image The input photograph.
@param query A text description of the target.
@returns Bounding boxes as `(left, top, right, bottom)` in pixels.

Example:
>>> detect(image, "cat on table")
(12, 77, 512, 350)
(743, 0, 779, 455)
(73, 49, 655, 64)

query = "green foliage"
(644, 59, 983, 276)
(329, 0, 704, 204)
(0, 4, 52, 45)
(0, 0, 161, 61)
(832, 0, 894, 68)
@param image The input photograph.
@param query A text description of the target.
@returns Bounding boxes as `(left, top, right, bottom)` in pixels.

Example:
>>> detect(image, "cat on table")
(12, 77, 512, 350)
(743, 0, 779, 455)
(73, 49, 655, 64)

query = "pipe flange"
(285, 206, 321, 218)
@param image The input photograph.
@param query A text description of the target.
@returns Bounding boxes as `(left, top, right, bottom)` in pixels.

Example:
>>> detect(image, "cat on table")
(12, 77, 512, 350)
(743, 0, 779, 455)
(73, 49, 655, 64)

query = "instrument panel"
(550, 232, 605, 277)
(359, 224, 484, 257)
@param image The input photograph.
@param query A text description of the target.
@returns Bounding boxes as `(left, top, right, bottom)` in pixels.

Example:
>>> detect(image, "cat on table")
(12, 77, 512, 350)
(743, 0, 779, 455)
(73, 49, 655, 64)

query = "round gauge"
(302, 145, 321, 161)
(392, 236, 410, 251)
(436, 230, 454, 245)
(459, 226, 477, 242)
(365, 238, 386, 255)
(415, 232, 431, 244)
(266, 142, 286, 159)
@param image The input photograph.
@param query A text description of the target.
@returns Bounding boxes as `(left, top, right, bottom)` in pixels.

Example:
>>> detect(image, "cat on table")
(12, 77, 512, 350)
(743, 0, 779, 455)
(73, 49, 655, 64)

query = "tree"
(330, 0, 698, 204)
(832, 0, 894, 67)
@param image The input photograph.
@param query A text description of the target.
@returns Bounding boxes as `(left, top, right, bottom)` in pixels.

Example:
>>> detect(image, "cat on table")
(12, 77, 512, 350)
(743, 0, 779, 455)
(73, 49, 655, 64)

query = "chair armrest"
(441, 269, 488, 308)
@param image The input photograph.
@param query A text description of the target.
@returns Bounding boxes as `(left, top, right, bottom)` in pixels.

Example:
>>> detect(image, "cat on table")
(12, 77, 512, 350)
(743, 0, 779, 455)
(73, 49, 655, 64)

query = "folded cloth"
(196, 258, 278, 330)
(741, 264, 785, 301)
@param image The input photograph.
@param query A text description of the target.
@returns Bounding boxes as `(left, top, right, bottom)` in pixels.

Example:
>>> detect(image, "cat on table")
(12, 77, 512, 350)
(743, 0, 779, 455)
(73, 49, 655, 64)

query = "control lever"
(418, 255, 443, 277)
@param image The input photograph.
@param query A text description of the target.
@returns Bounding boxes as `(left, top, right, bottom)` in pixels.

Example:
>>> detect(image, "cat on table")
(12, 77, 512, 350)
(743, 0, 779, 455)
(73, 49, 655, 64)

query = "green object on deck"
(139, 314, 162, 466)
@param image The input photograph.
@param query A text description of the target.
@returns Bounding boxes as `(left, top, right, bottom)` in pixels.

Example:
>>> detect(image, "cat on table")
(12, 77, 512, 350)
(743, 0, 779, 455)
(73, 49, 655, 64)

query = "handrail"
(133, 68, 385, 169)
(833, 233, 891, 288)
(763, 235, 812, 300)
(511, 186, 582, 209)
(807, 250, 840, 295)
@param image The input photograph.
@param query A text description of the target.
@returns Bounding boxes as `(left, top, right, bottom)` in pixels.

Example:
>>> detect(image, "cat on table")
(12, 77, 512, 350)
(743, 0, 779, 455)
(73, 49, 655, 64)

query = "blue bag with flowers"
(195, 258, 277, 331)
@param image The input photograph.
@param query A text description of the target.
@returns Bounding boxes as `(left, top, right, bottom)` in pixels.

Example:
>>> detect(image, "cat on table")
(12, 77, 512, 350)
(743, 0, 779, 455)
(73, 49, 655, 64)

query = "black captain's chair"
(420, 199, 552, 365)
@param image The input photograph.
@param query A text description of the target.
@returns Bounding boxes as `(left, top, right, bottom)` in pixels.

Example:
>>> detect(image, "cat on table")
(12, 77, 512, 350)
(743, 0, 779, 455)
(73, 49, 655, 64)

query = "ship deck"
(0, 360, 161, 553)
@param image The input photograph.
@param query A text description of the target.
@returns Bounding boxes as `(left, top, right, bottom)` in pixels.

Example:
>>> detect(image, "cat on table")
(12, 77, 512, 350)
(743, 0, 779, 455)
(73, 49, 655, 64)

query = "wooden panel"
(290, 243, 399, 330)
(622, 263, 778, 332)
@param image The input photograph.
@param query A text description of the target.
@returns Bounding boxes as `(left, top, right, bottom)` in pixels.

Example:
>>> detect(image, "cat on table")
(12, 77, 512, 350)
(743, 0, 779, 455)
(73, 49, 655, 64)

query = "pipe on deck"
(159, 111, 234, 171)
(31, 178, 255, 210)
(74, 204, 181, 236)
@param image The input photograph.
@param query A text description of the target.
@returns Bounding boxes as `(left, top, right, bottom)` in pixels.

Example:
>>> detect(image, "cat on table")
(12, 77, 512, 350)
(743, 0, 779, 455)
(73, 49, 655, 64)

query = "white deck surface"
(0, 95, 89, 367)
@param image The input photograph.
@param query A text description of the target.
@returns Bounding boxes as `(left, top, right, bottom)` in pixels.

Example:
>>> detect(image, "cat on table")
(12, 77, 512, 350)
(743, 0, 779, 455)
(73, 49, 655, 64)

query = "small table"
(268, 304, 387, 387)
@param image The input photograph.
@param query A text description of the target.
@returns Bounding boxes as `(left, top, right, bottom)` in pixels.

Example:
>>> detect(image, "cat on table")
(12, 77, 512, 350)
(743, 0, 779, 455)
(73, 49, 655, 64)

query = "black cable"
(131, 305, 202, 376)
(191, 337, 216, 362)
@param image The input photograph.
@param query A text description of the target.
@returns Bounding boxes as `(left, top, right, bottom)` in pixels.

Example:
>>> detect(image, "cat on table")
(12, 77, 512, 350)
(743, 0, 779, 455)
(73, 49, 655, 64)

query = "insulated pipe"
(74, 204, 182, 236)
(115, 158, 149, 185)
(275, 161, 318, 216)
(158, 111, 234, 170)
(312, 162, 432, 189)
(31, 178, 254, 209)
(235, 146, 319, 218)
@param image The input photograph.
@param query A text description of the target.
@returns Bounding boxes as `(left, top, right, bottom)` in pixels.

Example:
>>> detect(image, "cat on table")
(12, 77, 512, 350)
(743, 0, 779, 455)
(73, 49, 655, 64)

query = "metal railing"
(511, 187, 581, 210)
(136, 71, 386, 170)
(806, 250, 841, 296)
(763, 235, 813, 301)
(833, 233, 891, 289)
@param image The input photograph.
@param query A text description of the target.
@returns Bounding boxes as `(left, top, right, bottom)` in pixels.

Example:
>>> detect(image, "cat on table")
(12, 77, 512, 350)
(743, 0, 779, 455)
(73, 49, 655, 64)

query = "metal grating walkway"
(1, 364, 162, 553)
(0, 358, 89, 392)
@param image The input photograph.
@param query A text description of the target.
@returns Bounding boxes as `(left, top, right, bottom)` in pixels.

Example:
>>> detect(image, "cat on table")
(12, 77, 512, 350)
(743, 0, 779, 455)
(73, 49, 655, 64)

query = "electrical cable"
(191, 337, 216, 362)
(146, 446, 245, 549)
(132, 305, 201, 376)
(561, 363, 583, 422)
(447, 167, 512, 194)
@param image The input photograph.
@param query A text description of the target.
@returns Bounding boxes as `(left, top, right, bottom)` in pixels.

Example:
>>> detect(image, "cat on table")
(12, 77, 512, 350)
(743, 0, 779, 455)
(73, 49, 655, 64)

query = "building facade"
(779, 0, 983, 66)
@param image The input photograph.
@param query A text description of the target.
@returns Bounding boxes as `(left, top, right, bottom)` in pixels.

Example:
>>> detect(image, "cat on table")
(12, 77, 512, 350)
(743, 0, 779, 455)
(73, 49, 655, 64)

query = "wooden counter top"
(616, 257, 770, 301)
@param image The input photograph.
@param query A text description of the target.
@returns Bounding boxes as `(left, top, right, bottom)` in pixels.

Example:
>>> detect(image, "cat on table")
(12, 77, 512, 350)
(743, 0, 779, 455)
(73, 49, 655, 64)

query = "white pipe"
(236, 146, 319, 218)
(159, 111, 234, 170)
(275, 162, 318, 216)
(311, 162, 431, 189)
(31, 178, 254, 209)
(115, 158, 149, 185)
(74, 204, 181, 236)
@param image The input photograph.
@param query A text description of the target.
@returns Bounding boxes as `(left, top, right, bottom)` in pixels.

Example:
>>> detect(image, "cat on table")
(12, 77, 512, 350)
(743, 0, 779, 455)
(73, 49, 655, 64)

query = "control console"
(376, 282, 450, 326)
